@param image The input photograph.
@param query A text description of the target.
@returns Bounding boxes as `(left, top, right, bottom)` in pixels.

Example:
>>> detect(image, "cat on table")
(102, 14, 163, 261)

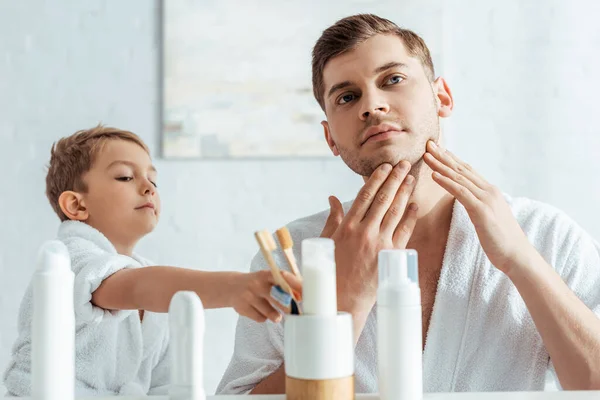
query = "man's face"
(80, 140, 161, 244)
(321, 34, 451, 177)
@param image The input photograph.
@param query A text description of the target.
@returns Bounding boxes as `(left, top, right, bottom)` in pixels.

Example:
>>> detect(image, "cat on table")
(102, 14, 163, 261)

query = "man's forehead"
(323, 35, 416, 82)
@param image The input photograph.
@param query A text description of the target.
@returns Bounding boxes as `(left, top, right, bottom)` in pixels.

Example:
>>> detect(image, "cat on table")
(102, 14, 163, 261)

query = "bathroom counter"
(11, 391, 600, 399)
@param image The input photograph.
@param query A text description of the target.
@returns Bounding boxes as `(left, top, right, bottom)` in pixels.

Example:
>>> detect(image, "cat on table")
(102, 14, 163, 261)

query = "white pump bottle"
(377, 249, 422, 400)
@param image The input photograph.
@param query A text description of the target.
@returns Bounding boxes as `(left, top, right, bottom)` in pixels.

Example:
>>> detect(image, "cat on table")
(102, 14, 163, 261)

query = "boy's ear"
(58, 191, 89, 221)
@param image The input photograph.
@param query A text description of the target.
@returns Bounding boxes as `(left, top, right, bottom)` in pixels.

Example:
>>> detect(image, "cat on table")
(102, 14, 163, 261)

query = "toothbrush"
(276, 227, 302, 279)
(254, 230, 300, 313)
(262, 229, 302, 315)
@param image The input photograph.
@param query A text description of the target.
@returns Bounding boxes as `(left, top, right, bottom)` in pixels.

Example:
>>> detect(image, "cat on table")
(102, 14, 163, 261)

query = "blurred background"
(1, 0, 599, 394)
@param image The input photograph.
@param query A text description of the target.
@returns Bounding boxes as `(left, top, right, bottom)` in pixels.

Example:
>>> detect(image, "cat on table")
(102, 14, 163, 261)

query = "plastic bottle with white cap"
(32, 240, 75, 400)
(377, 249, 422, 400)
(169, 291, 205, 400)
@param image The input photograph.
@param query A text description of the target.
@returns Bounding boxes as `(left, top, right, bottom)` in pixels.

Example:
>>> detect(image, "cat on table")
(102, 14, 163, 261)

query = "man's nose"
(359, 92, 390, 121)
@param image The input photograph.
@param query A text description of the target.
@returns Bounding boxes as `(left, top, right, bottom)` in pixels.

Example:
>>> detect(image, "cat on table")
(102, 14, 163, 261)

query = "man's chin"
(339, 145, 423, 177)
(371, 152, 422, 169)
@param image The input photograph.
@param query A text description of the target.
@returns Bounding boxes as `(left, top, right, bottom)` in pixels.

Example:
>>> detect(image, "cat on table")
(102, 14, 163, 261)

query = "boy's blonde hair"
(45, 124, 150, 221)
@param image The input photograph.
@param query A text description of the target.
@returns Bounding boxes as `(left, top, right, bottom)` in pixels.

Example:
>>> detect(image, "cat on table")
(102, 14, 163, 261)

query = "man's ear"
(434, 77, 454, 118)
(321, 120, 340, 156)
(58, 191, 89, 221)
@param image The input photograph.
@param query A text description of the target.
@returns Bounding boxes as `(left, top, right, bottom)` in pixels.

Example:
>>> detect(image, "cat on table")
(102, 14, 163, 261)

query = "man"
(217, 14, 600, 394)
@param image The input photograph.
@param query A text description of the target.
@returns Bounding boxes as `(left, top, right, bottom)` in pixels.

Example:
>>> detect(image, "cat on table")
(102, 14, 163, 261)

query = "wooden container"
(286, 375, 354, 400)
(284, 313, 354, 400)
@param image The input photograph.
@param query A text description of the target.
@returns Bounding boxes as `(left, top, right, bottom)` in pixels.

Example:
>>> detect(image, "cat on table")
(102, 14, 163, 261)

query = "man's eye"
(385, 75, 404, 85)
(338, 93, 356, 105)
(116, 177, 133, 182)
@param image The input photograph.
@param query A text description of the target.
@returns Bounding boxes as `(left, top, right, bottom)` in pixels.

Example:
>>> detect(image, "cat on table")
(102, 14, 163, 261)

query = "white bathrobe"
(217, 195, 600, 394)
(3, 221, 171, 396)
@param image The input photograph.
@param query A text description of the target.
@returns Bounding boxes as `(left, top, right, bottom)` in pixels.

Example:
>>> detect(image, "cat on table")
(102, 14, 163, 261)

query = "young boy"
(3, 125, 302, 396)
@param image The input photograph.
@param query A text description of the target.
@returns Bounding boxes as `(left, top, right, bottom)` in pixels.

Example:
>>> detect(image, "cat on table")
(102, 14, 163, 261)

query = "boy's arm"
(91, 266, 240, 312)
(91, 266, 301, 323)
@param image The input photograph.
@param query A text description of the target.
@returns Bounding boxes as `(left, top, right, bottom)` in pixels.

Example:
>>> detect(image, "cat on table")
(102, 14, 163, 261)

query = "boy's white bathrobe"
(3, 221, 170, 396)
(217, 195, 600, 394)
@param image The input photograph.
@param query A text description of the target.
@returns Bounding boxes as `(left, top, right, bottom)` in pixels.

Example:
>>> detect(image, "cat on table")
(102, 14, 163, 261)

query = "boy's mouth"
(136, 202, 155, 210)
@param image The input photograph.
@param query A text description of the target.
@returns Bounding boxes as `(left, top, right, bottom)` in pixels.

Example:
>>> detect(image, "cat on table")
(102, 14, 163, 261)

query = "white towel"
(217, 194, 600, 394)
(3, 220, 171, 396)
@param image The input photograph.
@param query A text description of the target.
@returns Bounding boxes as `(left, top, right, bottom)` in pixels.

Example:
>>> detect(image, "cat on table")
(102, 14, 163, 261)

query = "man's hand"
(320, 161, 419, 317)
(423, 140, 535, 274)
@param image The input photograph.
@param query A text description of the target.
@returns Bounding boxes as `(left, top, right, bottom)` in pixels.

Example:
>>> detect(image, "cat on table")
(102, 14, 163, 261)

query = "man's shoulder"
(504, 193, 594, 251)
(506, 194, 578, 229)
(285, 200, 354, 240)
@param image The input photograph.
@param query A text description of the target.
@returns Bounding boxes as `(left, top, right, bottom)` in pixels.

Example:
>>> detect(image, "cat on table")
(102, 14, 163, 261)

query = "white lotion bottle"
(284, 238, 354, 400)
(377, 249, 422, 400)
(169, 291, 206, 400)
(32, 240, 75, 400)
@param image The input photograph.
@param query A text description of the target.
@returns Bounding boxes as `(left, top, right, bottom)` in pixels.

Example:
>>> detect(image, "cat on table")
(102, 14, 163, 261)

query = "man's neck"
(361, 161, 454, 246)
(409, 162, 455, 246)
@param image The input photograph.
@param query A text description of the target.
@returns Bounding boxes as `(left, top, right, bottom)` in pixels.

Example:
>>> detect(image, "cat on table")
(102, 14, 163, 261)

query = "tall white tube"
(169, 291, 205, 400)
(32, 240, 75, 400)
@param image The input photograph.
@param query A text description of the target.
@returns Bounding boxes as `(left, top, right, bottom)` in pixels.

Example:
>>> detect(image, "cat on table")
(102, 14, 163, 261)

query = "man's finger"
(426, 141, 489, 191)
(393, 202, 419, 248)
(320, 196, 344, 238)
(444, 148, 490, 189)
(431, 171, 481, 214)
(344, 163, 392, 221)
(363, 161, 412, 226)
(424, 152, 485, 200)
(380, 172, 417, 236)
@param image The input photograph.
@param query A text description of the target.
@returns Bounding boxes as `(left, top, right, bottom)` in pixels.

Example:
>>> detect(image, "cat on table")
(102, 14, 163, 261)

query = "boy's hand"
(231, 270, 303, 323)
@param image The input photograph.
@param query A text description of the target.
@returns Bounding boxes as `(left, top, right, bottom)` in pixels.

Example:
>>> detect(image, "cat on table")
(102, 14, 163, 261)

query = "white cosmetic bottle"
(284, 238, 354, 400)
(377, 249, 422, 400)
(32, 240, 75, 400)
(169, 291, 206, 400)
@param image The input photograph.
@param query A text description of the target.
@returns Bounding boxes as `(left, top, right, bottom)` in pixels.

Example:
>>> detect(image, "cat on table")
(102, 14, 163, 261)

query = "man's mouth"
(361, 123, 405, 145)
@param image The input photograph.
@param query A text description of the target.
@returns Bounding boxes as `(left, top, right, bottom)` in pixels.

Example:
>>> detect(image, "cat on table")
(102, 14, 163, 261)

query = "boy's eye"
(150, 180, 158, 188)
(116, 177, 133, 182)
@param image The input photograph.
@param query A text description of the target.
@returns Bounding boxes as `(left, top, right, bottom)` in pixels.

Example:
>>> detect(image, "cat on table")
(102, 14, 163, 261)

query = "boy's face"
(320, 34, 451, 178)
(79, 139, 160, 244)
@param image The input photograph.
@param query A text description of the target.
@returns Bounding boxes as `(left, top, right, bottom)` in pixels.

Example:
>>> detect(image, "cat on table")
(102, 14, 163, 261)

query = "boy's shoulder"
(56, 220, 152, 268)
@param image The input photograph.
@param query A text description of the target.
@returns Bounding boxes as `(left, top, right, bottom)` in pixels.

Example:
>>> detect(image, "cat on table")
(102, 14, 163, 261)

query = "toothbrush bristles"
(276, 227, 293, 250)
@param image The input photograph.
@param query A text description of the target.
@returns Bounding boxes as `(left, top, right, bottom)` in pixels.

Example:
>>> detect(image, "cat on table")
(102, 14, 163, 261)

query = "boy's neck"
(85, 221, 140, 256)
(113, 242, 137, 257)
